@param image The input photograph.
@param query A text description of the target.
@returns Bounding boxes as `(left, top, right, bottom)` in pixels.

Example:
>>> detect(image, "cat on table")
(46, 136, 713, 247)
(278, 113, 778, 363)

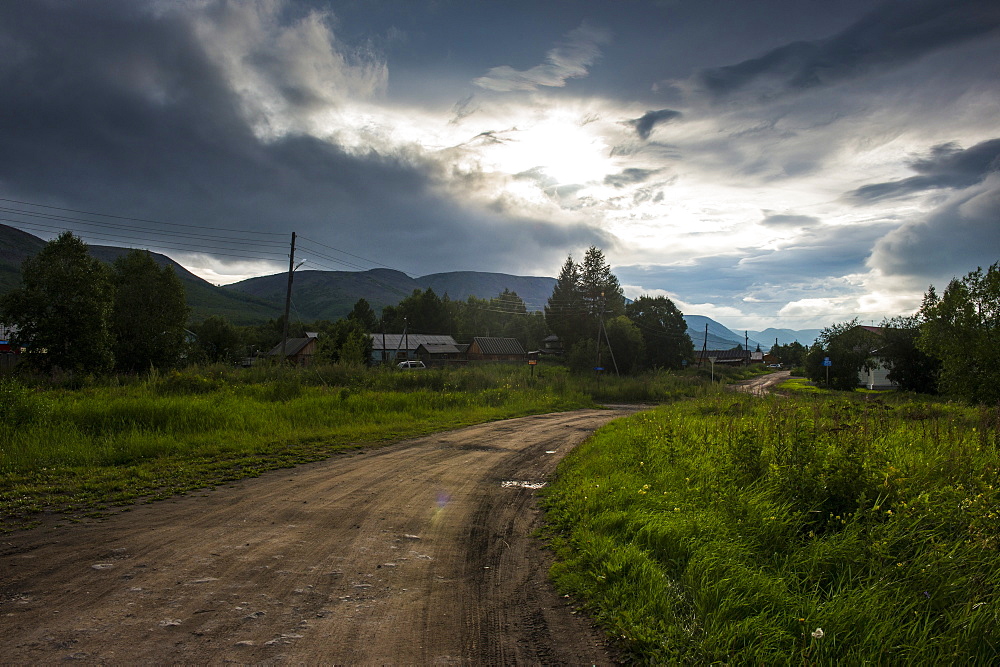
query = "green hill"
(0, 225, 283, 325)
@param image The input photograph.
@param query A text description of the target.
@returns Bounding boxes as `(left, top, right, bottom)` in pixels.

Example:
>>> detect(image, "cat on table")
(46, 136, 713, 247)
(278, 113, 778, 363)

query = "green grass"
(0, 361, 728, 529)
(542, 392, 1000, 664)
(0, 364, 599, 528)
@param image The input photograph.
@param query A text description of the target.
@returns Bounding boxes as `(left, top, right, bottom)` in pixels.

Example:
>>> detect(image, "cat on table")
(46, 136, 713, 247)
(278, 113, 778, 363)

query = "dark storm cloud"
(0, 0, 602, 276)
(847, 138, 1000, 202)
(869, 175, 1000, 280)
(696, 0, 1000, 99)
(604, 168, 662, 188)
(626, 109, 682, 140)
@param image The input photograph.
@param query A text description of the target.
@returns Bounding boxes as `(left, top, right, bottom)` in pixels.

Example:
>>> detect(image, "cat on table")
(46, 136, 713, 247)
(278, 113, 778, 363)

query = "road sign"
(823, 357, 832, 367)
(594, 367, 604, 371)
(528, 360, 537, 365)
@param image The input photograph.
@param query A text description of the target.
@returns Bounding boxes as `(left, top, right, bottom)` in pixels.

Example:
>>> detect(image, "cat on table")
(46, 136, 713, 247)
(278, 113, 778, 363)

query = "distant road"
(732, 370, 792, 396)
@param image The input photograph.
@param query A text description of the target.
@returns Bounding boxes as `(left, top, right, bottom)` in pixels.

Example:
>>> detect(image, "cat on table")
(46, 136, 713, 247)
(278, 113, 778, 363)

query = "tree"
(545, 255, 585, 347)
(603, 315, 645, 374)
(805, 319, 880, 391)
(347, 298, 378, 332)
(191, 315, 243, 363)
(545, 247, 625, 351)
(579, 246, 626, 320)
(1, 231, 113, 374)
(877, 315, 939, 394)
(918, 262, 1000, 404)
(770, 341, 807, 367)
(381, 288, 454, 334)
(110, 250, 188, 372)
(316, 318, 372, 365)
(625, 295, 693, 369)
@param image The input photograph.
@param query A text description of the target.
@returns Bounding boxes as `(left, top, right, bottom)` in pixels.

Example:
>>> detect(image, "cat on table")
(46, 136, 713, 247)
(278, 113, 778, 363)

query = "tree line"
(802, 261, 1000, 404)
(0, 235, 695, 376)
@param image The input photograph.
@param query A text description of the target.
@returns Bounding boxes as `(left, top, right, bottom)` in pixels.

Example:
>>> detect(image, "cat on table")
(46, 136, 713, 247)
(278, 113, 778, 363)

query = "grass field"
(542, 391, 1000, 663)
(0, 361, 745, 529)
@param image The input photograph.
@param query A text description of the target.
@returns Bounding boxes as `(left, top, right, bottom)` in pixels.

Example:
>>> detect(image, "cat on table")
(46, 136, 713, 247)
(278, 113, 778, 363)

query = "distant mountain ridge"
(223, 269, 557, 321)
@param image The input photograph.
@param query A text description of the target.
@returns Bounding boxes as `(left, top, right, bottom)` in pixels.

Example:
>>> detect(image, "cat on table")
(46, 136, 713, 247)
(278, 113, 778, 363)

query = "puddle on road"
(501, 480, 547, 490)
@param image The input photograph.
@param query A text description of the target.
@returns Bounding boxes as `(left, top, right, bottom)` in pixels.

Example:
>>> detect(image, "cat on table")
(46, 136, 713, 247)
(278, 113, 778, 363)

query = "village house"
(368, 333, 459, 365)
(467, 336, 526, 363)
(268, 332, 318, 366)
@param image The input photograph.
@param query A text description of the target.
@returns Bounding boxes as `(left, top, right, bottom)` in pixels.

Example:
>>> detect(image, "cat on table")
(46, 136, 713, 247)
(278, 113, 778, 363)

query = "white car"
(397, 360, 426, 369)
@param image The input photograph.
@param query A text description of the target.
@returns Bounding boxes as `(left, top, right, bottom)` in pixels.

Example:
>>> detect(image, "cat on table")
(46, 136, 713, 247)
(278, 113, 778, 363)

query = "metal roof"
(369, 333, 458, 351)
(473, 337, 526, 356)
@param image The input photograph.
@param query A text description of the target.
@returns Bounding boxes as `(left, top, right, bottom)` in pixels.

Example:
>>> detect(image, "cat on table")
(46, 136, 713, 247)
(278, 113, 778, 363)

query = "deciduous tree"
(918, 262, 1000, 404)
(1, 231, 113, 374)
(625, 295, 692, 369)
(111, 250, 188, 372)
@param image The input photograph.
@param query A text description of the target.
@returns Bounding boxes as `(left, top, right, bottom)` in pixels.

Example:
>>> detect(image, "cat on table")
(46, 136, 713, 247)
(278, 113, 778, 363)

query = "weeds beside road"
(543, 391, 1000, 663)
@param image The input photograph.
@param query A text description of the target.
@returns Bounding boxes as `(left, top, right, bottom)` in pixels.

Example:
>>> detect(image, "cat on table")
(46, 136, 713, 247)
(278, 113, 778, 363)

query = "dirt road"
(1, 408, 636, 664)
(732, 370, 791, 396)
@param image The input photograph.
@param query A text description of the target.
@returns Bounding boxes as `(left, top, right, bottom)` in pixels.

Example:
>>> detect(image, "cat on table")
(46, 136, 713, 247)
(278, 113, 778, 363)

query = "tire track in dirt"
(1, 408, 636, 664)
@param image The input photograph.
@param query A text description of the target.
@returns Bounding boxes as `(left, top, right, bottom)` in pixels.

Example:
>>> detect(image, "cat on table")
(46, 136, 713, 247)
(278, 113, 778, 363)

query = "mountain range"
(0, 224, 820, 348)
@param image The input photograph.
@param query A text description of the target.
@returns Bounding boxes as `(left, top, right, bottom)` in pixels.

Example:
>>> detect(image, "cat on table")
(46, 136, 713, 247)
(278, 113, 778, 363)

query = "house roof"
(268, 337, 315, 357)
(416, 343, 467, 355)
(369, 333, 458, 351)
(473, 337, 526, 356)
(696, 349, 749, 361)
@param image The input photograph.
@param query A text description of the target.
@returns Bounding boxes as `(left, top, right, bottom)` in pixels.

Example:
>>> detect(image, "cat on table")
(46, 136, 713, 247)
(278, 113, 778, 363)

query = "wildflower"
(811, 628, 824, 639)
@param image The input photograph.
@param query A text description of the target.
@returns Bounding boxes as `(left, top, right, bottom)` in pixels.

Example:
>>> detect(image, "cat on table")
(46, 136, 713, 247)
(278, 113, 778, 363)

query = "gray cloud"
(604, 168, 663, 188)
(848, 138, 1000, 202)
(474, 23, 611, 92)
(868, 174, 1000, 280)
(626, 109, 682, 140)
(617, 221, 896, 313)
(760, 213, 821, 228)
(696, 0, 1000, 99)
(0, 0, 602, 277)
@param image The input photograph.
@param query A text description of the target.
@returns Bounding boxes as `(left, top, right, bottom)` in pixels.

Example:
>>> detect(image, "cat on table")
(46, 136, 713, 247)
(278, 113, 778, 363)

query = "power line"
(0, 197, 284, 236)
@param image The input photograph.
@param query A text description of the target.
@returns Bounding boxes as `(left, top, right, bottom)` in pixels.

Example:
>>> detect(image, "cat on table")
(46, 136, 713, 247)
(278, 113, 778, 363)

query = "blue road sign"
(823, 357, 832, 367)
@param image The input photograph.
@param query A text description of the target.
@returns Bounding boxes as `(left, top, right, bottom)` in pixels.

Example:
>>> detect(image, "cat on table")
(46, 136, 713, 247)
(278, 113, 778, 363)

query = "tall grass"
(543, 392, 1000, 664)
(0, 364, 597, 526)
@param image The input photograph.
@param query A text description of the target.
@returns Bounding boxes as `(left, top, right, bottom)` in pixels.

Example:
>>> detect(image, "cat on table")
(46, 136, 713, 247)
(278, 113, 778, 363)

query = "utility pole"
(745, 330, 749, 366)
(280, 232, 296, 362)
(700, 323, 708, 367)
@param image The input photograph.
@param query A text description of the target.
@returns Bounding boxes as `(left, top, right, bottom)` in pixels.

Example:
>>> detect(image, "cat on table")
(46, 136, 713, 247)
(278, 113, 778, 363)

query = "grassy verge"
(542, 392, 1000, 663)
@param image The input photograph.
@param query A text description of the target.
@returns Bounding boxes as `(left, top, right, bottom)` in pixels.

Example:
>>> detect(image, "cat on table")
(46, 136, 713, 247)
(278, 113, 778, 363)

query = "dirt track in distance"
(732, 370, 792, 396)
(1, 408, 638, 664)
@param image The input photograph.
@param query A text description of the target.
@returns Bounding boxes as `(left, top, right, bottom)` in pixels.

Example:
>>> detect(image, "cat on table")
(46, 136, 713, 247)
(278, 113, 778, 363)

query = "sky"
(1, 0, 998, 330)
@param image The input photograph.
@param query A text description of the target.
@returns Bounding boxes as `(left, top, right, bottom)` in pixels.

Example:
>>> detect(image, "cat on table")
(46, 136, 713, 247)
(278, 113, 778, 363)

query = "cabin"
(268, 332, 318, 366)
(467, 337, 526, 363)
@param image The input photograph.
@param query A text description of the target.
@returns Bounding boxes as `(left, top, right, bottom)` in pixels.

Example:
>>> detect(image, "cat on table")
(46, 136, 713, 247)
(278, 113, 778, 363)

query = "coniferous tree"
(545, 255, 586, 347)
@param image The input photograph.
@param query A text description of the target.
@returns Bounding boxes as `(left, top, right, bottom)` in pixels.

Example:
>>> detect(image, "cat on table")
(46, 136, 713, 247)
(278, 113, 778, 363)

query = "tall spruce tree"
(545, 255, 585, 347)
